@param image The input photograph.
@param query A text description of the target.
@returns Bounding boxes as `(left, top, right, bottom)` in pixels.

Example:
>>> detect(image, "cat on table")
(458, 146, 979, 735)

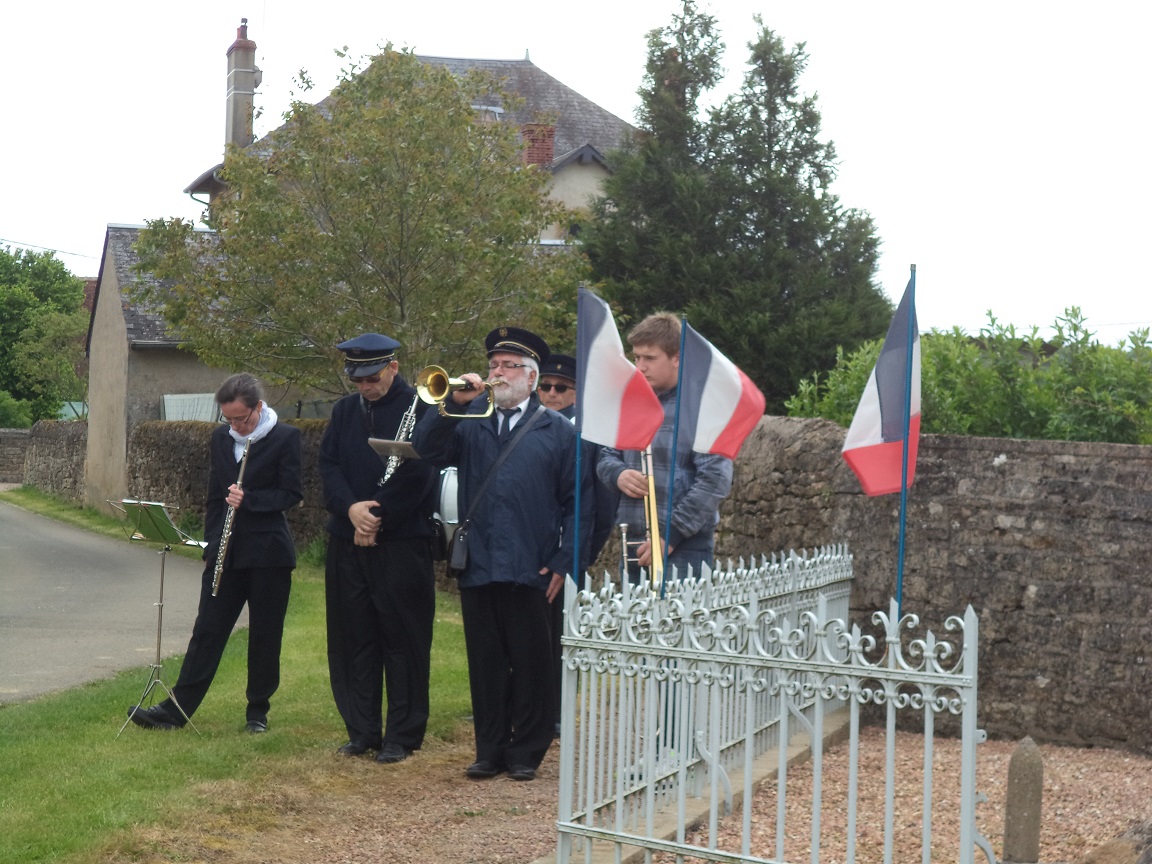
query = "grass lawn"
(0, 488, 473, 864)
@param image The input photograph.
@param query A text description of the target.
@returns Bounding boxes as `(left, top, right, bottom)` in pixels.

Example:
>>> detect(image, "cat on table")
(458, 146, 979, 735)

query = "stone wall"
(721, 417, 1152, 755)
(21, 422, 86, 499)
(0, 428, 30, 483)
(16, 416, 1152, 754)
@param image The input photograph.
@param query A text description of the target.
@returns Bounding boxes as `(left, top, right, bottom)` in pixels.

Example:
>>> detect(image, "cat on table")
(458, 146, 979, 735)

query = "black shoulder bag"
(447, 405, 546, 578)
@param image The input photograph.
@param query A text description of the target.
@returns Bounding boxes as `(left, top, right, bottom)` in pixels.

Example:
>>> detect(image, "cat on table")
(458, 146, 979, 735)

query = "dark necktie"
(498, 407, 520, 442)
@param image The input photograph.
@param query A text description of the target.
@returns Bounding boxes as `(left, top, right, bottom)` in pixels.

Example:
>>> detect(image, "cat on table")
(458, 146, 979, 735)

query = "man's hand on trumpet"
(450, 372, 487, 404)
(616, 468, 649, 499)
(633, 538, 673, 568)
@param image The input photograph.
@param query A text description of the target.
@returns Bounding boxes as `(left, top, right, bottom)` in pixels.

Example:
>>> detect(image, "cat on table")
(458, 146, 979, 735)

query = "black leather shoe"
(507, 764, 536, 782)
(465, 760, 505, 780)
(245, 719, 268, 734)
(376, 743, 411, 764)
(337, 740, 376, 756)
(127, 705, 178, 731)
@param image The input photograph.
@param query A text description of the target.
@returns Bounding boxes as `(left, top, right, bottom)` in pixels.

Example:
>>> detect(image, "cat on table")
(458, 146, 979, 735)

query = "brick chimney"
(225, 18, 262, 150)
(522, 123, 556, 166)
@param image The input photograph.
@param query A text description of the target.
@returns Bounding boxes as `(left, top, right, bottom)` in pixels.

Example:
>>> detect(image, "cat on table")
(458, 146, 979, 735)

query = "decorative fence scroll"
(555, 546, 993, 864)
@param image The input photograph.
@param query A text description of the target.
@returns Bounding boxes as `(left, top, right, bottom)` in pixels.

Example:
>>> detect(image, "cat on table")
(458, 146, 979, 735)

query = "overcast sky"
(2, 1, 1147, 344)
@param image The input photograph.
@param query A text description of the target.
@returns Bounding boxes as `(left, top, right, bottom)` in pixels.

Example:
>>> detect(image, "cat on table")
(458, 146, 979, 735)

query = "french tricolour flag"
(842, 278, 921, 496)
(576, 288, 663, 450)
(677, 323, 766, 459)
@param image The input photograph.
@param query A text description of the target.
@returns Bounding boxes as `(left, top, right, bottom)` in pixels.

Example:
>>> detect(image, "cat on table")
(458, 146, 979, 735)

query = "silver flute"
(211, 436, 251, 596)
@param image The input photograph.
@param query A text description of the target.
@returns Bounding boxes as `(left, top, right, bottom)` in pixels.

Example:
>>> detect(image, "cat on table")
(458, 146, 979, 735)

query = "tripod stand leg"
(116, 544, 202, 738)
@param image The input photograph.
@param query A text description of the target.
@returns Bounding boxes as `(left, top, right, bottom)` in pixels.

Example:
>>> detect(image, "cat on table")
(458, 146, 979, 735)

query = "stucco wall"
(84, 259, 130, 512)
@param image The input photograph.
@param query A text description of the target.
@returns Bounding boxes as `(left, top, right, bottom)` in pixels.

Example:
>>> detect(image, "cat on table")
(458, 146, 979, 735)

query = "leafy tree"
(0, 246, 87, 422)
(0, 390, 32, 428)
(134, 48, 586, 394)
(580, 3, 892, 412)
(787, 309, 1152, 444)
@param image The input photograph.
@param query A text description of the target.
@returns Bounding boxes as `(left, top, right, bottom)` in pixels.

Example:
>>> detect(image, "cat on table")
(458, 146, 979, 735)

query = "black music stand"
(110, 499, 206, 738)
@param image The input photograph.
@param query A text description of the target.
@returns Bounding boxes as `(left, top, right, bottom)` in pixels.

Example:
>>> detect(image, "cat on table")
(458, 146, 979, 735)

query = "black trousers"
(325, 536, 435, 750)
(160, 562, 292, 724)
(461, 582, 555, 769)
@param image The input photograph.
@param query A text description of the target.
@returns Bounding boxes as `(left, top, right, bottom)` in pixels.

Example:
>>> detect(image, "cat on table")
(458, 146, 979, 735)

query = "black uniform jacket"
(204, 420, 303, 570)
(319, 377, 438, 541)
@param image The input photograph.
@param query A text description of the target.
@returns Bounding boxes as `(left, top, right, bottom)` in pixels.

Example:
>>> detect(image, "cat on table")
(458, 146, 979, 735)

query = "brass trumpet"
(416, 365, 504, 418)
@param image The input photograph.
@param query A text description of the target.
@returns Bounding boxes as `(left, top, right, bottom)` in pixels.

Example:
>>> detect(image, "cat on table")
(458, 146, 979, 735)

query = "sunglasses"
(538, 383, 572, 394)
(349, 373, 383, 384)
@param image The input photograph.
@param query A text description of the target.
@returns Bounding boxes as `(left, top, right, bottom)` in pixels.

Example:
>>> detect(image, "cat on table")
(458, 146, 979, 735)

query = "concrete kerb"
(533, 708, 851, 864)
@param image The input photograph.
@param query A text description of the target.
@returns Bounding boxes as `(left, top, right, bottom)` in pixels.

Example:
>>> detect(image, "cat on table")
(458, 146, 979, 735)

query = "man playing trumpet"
(412, 327, 591, 782)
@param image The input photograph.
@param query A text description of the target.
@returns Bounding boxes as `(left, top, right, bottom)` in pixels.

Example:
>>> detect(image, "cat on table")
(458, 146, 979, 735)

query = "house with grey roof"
(84, 21, 636, 510)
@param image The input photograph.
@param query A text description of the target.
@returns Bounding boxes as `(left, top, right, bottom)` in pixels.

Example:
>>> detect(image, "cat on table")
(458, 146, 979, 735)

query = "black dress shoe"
(507, 764, 536, 782)
(127, 705, 179, 731)
(337, 740, 377, 756)
(376, 743, 411, 764)
(465, 759, 505, 780)
(245, 719, 268, 734)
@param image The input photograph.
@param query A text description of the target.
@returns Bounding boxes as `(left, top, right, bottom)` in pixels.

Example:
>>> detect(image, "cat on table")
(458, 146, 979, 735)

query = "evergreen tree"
(581, 4, 892, 412)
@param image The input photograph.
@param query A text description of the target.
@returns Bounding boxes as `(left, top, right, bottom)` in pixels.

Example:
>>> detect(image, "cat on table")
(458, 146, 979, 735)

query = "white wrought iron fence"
(555, 545, 993, 864)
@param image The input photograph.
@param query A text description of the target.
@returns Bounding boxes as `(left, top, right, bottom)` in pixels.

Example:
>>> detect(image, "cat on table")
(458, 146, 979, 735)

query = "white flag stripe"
(842, 369, 882, 451)
(695, 347, 745, 451)
(581, 320, 625, 444)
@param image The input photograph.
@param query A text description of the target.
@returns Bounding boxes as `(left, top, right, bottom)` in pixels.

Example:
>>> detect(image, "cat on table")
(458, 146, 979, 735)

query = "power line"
(0, 238, 99, 259)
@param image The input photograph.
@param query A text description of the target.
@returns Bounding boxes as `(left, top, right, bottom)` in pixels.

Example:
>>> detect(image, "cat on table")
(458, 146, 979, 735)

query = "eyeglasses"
(221, 407, 255, 428)
(350, 373, 383, 384)
(538, 383, 572, 394)
(488, 361, 530, 372)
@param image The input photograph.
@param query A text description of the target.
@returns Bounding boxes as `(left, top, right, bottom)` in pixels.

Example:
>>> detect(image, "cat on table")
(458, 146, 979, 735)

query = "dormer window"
(472, 104, 505, 123)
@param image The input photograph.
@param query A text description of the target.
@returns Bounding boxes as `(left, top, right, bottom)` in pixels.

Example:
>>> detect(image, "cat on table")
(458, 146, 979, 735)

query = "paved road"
(0, 497, 239, 704)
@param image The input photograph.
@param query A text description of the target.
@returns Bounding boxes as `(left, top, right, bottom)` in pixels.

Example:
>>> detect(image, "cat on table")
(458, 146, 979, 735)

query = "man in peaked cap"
(319, 332, 439, 765)
(537, 353, 576, 419)
(412, 325, 592, 782)
(338, 332, 400, 378)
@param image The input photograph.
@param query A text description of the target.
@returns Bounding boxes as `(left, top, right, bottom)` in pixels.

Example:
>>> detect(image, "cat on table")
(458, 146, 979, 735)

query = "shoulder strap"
(457, 404, 546, 527)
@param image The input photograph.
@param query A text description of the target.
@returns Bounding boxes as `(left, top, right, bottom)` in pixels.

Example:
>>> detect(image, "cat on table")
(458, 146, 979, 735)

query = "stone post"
(1003, 736, 1043, 863)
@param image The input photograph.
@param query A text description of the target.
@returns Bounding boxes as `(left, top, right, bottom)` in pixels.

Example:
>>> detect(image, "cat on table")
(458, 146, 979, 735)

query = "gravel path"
(110, 728, 1152, 864)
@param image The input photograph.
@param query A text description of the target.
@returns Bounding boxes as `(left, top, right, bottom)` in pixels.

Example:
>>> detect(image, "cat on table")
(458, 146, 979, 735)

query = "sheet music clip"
(110, 499, 206, 549)
(367, 438, 420, 464)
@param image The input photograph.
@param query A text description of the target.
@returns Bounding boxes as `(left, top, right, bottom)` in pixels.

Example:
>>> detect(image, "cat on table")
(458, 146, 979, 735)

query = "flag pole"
(659, 318, 689, 597)
(573, 284, 586, 584)
(573, 430, 583, 583)
(895, 264, 917, 615)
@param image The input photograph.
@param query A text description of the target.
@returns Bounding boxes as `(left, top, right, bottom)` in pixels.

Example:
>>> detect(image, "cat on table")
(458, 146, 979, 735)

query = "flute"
(211, 436, 251, 596)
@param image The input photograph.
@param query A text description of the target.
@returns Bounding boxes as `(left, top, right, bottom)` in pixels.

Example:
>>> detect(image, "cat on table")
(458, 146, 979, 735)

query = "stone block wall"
(0, 428, 31, 483)
(21, 422, 86, 499)
(720, 417, 1152, 755)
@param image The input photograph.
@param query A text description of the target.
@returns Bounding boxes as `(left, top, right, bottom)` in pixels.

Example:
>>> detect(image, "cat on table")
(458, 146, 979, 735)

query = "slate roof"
(416, 55, 637, 160)
(86, 225, 181, 353)
(187, 54, 638, 195)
